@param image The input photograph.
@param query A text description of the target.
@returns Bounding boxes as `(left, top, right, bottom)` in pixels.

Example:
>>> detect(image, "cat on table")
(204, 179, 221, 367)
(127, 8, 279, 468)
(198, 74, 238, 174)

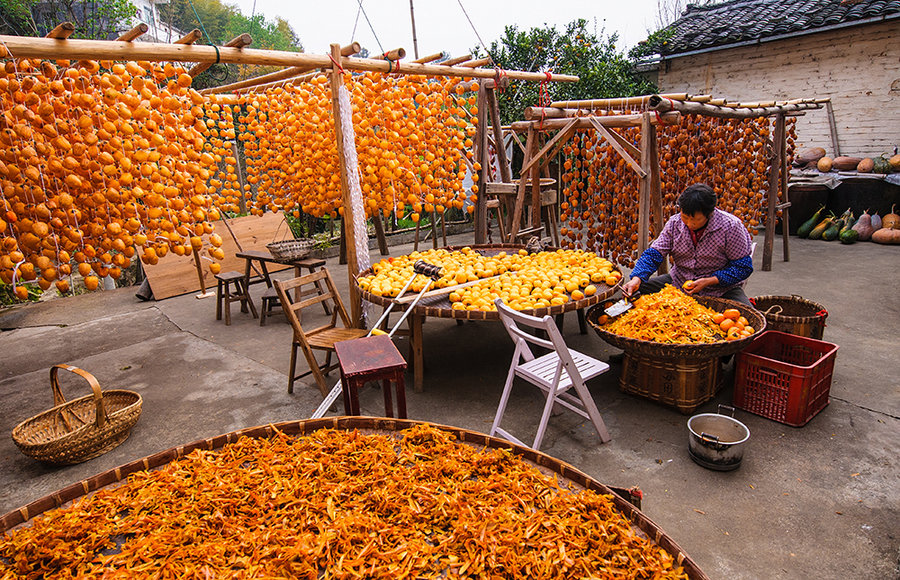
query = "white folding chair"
(491, 298, 612, 450)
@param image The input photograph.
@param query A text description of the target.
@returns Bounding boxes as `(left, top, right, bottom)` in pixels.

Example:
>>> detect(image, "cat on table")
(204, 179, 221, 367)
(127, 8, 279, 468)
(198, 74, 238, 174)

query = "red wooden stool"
(334, 335, 407, 419)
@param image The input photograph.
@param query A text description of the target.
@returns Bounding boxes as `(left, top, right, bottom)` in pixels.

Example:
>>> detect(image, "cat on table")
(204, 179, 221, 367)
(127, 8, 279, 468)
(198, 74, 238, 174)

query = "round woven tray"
(0, 417, 709, 580)
(358, 244, 618, 320)
(586, 295, 767, 359)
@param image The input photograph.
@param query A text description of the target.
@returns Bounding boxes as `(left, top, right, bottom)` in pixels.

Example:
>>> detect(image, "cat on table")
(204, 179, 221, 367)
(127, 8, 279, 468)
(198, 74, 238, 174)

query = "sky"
(226, 0, 662, 59)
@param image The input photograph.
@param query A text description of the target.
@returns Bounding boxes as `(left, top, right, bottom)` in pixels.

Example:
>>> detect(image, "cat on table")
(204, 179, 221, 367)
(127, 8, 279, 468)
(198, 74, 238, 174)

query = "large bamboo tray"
(358, 244, 618, 320)
(0, 417, 709, 580)
(586, 296, 767, 359)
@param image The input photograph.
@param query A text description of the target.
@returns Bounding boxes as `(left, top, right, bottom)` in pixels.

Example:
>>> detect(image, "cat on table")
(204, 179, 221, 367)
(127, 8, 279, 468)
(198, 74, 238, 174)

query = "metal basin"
(687, 405, 750, 471)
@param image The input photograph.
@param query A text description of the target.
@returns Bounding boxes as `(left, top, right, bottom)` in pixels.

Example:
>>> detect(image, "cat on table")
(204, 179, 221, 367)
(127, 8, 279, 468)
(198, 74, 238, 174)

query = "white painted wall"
(657, 20, 900, 158)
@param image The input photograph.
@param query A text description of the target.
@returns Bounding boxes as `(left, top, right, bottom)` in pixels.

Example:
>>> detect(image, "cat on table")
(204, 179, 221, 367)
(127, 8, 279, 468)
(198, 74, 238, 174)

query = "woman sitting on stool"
(621, 183, 754, 307)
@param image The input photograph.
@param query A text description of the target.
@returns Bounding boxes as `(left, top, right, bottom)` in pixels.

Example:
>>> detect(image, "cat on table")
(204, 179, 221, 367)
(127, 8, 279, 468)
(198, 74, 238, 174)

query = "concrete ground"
(1, 232, 897, 579)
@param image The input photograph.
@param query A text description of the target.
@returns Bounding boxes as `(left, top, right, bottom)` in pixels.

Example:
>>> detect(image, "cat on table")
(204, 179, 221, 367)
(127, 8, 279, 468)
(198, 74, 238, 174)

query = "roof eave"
(659, 11, 900, 60)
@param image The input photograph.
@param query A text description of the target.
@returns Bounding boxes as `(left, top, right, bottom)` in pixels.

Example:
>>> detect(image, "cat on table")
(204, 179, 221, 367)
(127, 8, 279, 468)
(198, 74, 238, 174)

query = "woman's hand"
(622, 277, 641, 297)
(682, 276, 718, 295)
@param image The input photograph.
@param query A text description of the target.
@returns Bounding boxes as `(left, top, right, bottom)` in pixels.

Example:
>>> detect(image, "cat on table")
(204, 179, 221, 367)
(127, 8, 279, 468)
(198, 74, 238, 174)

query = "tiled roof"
(656, 0, 900, 56)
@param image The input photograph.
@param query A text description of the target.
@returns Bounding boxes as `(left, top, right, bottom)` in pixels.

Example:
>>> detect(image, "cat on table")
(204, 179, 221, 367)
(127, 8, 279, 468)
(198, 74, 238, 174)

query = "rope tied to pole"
(329, 53, 345, 74)
(493, 66, 508, 94)
(538, 71, 553, 131)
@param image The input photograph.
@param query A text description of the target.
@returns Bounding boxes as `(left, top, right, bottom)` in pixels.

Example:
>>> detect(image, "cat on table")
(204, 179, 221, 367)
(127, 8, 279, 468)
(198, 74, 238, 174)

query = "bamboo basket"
(0, 417, 709, 580)
(751, 295, 827, 340)
(266, 238, 314, 261)
(621, 354, 725, 414)
(11, 365, 142, 465)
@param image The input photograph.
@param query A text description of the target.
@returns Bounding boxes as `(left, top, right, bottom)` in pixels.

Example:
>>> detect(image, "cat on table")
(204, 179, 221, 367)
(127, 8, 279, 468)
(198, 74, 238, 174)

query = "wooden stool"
(294, 258, 331, 315)
(215, 271, 257, 325)
(335, 335, 407, 419)
(259, 286, 281, 326)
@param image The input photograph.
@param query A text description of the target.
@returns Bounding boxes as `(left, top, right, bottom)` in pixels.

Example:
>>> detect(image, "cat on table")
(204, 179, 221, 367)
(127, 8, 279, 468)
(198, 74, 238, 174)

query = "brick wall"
(658, 20, 900, 158)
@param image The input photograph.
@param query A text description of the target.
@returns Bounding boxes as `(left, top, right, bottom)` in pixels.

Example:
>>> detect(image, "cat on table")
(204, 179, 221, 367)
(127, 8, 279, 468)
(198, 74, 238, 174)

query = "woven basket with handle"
(11, 365, 142, 465)
(266, 217, 315, 261)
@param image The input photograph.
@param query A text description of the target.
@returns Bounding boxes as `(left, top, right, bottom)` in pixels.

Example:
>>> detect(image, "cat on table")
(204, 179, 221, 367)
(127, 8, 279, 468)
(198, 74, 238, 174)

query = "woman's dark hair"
(678, 184, 717, 217)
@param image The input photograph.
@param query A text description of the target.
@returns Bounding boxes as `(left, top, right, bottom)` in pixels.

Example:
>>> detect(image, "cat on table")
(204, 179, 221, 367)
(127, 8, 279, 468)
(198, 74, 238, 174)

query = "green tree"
(0, 0, 136, 39)
(478, 19, 656, 125)
(158, 0, 301, 89)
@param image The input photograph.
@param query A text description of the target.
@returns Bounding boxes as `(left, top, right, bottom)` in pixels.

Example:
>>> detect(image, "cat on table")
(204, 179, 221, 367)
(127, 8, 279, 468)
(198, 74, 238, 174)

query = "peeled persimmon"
(723, 309, 741, 321)
(719, 319, 735, 332)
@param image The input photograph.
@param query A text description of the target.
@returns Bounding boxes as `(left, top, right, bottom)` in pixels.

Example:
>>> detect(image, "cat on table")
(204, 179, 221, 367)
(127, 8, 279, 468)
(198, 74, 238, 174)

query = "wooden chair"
(274, 269, 367, 396)
(491, 298, 611, 450)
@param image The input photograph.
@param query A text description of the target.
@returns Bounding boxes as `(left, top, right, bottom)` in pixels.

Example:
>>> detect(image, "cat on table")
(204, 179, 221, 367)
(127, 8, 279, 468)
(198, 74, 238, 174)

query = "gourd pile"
(236, 74, 479, 220)
(0, 424, 690, 578)
(797, 204, 900, 245)
(359, 247, 621, 312)
(597, 284, 755, 343)
(0, 57, 235, 298)
(558, 112, 797, 267)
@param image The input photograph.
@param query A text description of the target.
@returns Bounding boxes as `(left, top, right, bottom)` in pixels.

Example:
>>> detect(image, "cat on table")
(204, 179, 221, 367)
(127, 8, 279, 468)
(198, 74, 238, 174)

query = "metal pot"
(687, 405, 750, 471)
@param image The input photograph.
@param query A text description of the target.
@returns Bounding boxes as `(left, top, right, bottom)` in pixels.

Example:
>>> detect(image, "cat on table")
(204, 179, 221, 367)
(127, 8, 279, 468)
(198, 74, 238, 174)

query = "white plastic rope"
(337, 83, 371, 276)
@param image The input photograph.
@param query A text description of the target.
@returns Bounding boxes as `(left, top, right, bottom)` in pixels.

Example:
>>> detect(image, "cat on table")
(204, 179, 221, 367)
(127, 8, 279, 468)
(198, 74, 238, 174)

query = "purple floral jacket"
(631, 209, 753, 297)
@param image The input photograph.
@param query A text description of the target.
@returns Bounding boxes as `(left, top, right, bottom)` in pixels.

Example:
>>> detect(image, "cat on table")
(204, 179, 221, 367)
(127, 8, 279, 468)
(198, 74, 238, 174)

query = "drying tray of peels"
(0, 417, 708, 579)
(358, 244, 618, 321)
(587, 296, 766, 359)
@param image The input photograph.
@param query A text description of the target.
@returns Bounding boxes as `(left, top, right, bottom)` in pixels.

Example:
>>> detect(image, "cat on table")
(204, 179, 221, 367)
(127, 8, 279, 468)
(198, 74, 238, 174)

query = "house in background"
(121, 0, 184, 43)
(640, 0, 900, 158)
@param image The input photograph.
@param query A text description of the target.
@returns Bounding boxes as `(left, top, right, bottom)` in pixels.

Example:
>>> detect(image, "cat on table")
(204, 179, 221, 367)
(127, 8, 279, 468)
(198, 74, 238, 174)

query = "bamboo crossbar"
(117, 24, 148, 42)
(176, 29, 203, 45)
(509, 111, 682, 131)
(459, 58, 491, 68)
(188, 33, 253, 77)
(374, 48, 406, 61)
(0, 36, 579, 83)
(549, 93, 686, 109)
(202, 42, 361, 94)
(45, 22, 75, 39)
(413, 52, 443, 64)
(441, 54, 472, 66)
(648, 95, 823, 119)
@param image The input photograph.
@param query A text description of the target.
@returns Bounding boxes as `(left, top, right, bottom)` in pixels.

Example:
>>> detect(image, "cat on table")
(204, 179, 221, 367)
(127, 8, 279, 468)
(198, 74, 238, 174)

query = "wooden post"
(231, 141, 247, 215)
(509, 126, 535, 241)
(487, 88, 511, 183)
(473, 84, 488, 243)
(373, 214, 389, 255)
(762, 115, 785, 272)
(409, 0, 419, 59)
(430, 210, 438, 249)
(780, 117, 790, 263)
(647, 120, 666, 273)
(825, 100, 841, 157)
(192, 247, 213, 298)
(329, 44, 361, 325)
(175, 29, 203, 44)
(637, 113, 653, 254)
(530, 139, 542, 230)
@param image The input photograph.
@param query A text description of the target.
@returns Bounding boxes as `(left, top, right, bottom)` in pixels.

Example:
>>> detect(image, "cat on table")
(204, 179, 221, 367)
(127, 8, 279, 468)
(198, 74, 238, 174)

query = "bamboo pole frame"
(0, 36, 579, 83)
(188, 33, 253, 78)
(202, 42, 361, 95)
(649, 94, 823, 119)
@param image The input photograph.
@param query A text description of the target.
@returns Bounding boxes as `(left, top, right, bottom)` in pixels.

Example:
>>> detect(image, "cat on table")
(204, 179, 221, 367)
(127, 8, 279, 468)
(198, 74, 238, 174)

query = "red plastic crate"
(733, 330, 839, 426)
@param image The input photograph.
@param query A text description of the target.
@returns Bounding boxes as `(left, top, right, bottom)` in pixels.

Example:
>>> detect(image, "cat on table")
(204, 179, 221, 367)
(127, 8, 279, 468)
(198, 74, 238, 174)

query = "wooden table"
(235, 250, 329, 314)
(334, 335, 408, 419)
(358, 244, 618, 392)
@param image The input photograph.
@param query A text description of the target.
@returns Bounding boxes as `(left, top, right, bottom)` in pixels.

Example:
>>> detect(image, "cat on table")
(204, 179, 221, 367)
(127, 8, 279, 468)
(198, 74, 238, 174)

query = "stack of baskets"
(12, 365, 142, 465)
